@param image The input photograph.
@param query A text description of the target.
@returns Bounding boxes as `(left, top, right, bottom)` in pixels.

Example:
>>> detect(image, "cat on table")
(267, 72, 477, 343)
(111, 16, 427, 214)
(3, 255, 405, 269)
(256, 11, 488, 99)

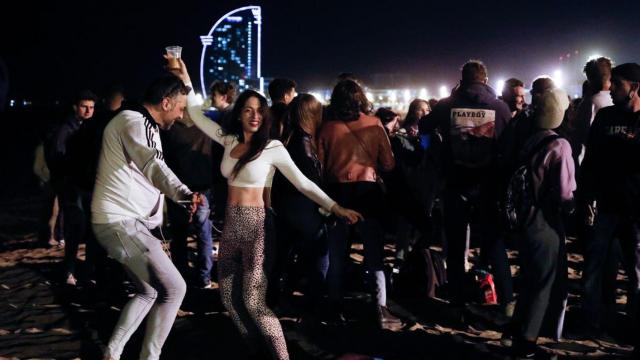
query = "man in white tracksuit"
(91, 74, 199, 360)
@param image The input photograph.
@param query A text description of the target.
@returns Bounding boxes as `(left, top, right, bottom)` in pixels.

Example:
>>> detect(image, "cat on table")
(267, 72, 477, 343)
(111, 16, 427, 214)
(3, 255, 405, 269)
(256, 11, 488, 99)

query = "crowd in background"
(28, 56, 640, 359)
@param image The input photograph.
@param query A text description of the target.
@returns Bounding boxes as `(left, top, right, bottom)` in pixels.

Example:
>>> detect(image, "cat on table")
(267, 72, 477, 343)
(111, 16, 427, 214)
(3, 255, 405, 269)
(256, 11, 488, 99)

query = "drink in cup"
(165, 46, 182, 70)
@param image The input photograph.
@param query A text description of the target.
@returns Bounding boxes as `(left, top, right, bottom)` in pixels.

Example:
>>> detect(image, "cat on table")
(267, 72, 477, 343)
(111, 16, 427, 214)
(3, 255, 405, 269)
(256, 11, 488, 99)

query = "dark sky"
(2, 0, 639, 102)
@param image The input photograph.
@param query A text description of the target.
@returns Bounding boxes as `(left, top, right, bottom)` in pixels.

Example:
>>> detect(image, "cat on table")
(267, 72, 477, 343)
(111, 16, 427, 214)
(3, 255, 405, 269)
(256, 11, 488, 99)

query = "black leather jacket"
(272, 129, 323, 204)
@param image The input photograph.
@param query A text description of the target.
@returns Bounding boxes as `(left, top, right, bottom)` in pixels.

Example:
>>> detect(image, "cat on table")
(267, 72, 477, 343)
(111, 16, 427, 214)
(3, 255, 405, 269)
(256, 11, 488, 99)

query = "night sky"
(2, 0, 639, 102)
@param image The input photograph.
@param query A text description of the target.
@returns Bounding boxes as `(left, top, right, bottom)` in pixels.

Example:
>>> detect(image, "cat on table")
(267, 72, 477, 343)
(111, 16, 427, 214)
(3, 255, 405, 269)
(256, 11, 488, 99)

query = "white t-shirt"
(577, 90, 613, 163)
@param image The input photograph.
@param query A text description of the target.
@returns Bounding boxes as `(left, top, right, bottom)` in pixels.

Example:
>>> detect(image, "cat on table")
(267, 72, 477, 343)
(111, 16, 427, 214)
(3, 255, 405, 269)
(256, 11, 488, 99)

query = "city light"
(310, 92, 325, 104)
(366, 92, 374, 102)
(495, 79, 505, 93)
(439, 85, 449, 99)
(553, 69, 564, 88)
(419, 88, 428, 99)
(388, 90, 397, 103)
(403, 89, 411, 102)
(587, 53, 602, 61)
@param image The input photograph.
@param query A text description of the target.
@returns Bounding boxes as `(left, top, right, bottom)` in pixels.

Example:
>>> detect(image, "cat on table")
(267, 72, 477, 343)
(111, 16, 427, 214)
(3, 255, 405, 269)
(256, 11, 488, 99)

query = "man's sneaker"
(377, 305, 404, 331)
(65, 273, 77, 286)
(322, 306, 347, 326)
(194, 279, 213, 289)
(58, 239, 65, 248)
(500, 332, 513, 347)
(47, 238, 59, 247)
(503, 300, 516, 318)
(511, 338, 537, 359)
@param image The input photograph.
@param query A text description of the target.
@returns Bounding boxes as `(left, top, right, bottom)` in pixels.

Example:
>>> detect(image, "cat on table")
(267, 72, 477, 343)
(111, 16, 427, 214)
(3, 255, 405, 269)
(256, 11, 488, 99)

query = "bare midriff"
(226, 185, 271, 208)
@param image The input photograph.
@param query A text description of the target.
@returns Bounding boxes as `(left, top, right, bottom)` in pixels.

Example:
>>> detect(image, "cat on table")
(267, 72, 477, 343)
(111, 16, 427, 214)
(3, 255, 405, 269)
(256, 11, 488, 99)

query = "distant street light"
(587, 53, 602, 61)
(553, 69, 564, 88)
(310, 92, 325, 103)
(439, 85, 448, 99)
(403, 89, 411, 102)
(495, 79, 505, 94)
(366, 92, 374, 102)
(389, 90, 397, 103)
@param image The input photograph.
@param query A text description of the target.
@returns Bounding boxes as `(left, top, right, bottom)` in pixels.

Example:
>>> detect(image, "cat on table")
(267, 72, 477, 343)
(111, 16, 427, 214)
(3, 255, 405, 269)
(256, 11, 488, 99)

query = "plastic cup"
(165, 46, 182, 70)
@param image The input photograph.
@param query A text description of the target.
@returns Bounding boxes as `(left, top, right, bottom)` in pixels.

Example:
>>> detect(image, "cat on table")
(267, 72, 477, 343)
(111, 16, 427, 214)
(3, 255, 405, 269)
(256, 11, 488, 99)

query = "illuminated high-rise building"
(199, 6, 263, 97)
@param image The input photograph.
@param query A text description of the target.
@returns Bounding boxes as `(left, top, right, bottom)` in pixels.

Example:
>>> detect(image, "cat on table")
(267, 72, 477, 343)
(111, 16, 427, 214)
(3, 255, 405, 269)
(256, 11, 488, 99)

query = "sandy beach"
(0, 195, 634, 359)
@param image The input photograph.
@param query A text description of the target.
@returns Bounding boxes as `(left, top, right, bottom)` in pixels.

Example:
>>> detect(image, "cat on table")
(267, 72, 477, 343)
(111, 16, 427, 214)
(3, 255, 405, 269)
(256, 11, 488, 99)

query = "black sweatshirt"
(580, 105, 640, 216)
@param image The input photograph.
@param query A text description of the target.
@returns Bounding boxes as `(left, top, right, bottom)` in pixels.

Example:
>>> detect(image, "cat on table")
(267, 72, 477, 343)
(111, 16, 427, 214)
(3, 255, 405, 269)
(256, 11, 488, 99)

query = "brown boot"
(377, 306, 404, 331)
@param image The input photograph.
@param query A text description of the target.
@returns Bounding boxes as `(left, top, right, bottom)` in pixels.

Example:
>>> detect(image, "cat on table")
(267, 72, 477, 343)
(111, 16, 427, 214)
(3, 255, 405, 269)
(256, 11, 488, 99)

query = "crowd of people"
(34, 52, 640, 359)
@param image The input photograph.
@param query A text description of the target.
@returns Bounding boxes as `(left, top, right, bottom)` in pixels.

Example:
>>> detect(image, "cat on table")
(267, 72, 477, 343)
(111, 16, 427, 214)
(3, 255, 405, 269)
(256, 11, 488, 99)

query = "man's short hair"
(209, 81, 236, 100)
(337, 72, 357, 82)
(103, 84, 125, 102)
(612, 63, 640, 83)
(374, 107, 398, 126)
(461, 60, 488, 85)
(504, 78, 524, 90)
(268, 78, 296, 102)
(75, 89, 98, 104)
(584, 57, 612, 88)
(531, 76, 555, 95)
(143, 74, 190, 105)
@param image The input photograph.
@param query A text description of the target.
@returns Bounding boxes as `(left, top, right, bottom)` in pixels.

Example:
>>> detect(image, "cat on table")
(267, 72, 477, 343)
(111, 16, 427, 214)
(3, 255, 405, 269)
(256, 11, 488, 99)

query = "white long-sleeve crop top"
(185, 88, 337, 212)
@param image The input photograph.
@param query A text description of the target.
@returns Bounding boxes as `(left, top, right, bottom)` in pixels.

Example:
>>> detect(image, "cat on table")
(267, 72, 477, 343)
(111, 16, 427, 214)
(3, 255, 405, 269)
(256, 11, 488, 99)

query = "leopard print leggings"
(218, 206, 288, 360)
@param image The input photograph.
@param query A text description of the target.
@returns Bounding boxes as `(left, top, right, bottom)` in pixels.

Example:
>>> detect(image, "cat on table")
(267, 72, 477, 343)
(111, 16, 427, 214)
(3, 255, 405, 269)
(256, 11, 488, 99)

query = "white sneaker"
(65, 273, 77, 286)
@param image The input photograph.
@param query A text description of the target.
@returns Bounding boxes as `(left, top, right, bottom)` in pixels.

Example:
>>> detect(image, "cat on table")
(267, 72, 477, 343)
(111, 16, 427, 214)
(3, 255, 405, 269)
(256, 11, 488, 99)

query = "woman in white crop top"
(169, 58, 361, 360)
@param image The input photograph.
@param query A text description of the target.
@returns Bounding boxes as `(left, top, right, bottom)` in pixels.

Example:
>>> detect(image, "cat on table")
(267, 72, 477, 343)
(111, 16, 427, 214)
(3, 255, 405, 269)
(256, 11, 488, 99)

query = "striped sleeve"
(121, 115, 192, 202)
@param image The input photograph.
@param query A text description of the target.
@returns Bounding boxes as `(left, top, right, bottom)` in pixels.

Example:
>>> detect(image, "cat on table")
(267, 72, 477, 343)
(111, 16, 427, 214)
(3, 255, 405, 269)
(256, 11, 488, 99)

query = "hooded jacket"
(420, 82, 511, 188)
(92, 103, 192, 228)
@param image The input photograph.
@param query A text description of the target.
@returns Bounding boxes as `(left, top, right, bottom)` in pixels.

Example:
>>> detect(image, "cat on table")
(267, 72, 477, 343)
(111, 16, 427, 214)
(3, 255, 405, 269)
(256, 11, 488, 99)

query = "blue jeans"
(167, 190, 213, 286)
(93, 219, 186, 360)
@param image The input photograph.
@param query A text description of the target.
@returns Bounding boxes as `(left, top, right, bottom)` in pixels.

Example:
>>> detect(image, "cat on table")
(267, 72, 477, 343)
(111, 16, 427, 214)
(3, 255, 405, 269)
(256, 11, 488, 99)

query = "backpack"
(504, 134, 559, 230)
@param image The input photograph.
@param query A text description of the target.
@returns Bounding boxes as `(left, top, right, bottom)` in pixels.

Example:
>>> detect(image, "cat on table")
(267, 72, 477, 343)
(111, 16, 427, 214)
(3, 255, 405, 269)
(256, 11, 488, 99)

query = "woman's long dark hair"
(281, 94, 323, 147)
(328, 79, 371, 121)
(404, 98, 430, 130)
(223, 89, 272, 178)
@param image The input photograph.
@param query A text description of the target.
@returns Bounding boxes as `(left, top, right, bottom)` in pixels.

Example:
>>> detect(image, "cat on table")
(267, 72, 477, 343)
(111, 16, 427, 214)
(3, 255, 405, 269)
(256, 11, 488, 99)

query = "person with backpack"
(419, 60, 514, 316)
(502, 88, 575, 358)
